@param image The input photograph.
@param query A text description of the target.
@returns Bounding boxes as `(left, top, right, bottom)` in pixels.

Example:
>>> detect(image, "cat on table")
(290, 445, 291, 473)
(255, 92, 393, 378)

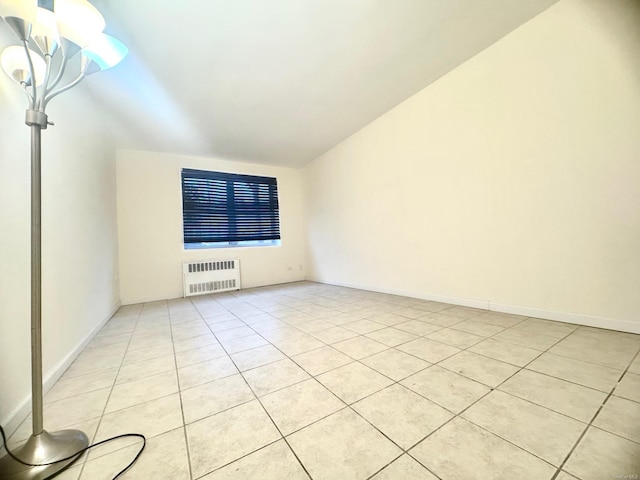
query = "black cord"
(0, 424, 146, 480)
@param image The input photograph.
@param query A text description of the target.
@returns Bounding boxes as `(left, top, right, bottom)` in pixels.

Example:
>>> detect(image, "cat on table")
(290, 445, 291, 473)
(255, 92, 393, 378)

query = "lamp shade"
(82, 33, 127, 73)
(54, 0, 104, 49)
(0, 0, 37, 22)
(31, 7, 59, 55)
(1, 45, 46, 85)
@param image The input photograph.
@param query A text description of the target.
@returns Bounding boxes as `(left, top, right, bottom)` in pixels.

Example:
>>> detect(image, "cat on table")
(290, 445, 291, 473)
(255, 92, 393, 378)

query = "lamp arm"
(21, 81, 35, 105)
(45, 54, 68, 95)
(22, 40, 37, 109)
(37, 54, 53, 111)
(43, 72, 86, 109)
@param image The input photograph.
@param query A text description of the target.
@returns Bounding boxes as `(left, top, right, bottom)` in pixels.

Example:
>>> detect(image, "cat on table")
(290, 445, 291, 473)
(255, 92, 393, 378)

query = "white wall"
(304, 0, 640, 332)
(0, 79, 120, 429)
(116, 150, 306, 304)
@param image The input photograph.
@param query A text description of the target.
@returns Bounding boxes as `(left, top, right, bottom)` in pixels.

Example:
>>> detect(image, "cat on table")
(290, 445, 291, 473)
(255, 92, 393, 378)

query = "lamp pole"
(0, 2, 128, 478)
(29, 110, 44, 439)
(0, 105, 91, 480)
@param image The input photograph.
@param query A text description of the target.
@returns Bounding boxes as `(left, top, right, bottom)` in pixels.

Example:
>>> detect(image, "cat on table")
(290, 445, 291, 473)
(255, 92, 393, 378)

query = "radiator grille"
(183, 259, 241, 297)
(187, 260, 236, 273)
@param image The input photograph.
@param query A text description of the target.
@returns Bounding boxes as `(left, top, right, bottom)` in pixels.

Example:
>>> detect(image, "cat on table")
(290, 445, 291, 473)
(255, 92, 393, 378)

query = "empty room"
(1, 0, 639, 479)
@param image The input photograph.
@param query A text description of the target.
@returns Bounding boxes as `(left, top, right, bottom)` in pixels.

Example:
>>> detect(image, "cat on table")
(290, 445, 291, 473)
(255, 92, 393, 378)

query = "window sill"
(184, 240, 281, 250)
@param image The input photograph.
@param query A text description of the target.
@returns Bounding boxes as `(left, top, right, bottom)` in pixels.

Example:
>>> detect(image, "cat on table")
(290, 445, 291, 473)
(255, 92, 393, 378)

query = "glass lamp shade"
(0, 0, 37, 23)
(31, 7, 59, 56)
(1, 45, 46, 85)
(54, 0, 104, 49)
(82, 33, 128, 73)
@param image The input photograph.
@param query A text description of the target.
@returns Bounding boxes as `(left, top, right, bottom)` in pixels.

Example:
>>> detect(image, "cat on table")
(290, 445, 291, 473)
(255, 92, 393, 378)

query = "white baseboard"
(306, 277, 640, 334)
(487, 301, 640, 334)
(121, 275, 307, 306)
(1, 301, 121, 438)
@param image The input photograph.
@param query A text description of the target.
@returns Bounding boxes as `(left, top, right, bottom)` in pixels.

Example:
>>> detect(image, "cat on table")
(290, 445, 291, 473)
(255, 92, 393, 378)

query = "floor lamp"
(0, 1, 127, 479)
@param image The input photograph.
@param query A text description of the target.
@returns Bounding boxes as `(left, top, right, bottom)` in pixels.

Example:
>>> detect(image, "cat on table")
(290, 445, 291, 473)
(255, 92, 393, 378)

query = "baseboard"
(305, 277, 490, 309)
(1, 301, 121, 438)
(241, 276, 308, 291)
(306, 276, 640, 334)
(487, 301, 640, 334)
(120, 275, 307, 305)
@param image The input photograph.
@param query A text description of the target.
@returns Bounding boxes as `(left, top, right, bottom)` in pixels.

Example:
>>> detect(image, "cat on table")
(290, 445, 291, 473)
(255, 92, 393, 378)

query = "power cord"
(0, 424, 146, 480)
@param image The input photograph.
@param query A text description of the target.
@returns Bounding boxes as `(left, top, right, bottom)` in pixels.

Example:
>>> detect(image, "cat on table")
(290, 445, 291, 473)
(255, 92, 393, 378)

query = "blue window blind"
(181, 169, 281, 244)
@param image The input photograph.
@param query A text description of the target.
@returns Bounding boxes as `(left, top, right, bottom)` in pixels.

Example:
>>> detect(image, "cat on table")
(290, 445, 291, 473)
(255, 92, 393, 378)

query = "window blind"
(181, 168, 281, 244)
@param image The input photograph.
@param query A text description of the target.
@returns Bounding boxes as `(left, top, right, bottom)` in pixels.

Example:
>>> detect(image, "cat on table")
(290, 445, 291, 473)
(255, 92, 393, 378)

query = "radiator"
(183, 259, 241, 297)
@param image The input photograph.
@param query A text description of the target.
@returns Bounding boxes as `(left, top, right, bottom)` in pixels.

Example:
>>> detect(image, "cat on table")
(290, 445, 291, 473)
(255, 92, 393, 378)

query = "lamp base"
(0, 429, 88, 480)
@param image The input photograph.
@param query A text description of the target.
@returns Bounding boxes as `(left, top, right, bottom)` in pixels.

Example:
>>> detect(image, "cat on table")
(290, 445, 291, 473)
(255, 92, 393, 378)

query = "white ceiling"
(85, 0, 557, 166)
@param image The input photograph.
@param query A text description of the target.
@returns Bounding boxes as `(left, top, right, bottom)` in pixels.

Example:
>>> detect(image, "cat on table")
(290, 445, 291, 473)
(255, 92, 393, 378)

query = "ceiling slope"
(74, 0, 558, 166)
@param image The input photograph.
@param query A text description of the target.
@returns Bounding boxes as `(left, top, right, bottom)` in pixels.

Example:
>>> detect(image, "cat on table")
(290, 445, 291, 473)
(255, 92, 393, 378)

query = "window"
(181, 168, 281, 248)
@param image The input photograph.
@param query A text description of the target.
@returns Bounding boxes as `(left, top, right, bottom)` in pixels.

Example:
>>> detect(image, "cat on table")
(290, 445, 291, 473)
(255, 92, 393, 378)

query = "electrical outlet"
(287, 266, 293, 271)
(298, 264, 303, 271)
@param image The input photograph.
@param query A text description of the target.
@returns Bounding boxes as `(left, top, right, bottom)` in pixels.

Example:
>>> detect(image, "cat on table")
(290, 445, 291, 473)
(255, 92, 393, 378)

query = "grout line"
(76, 303, 144, 478)
(168, 302, 196, 480)
(535, 347, 638, 371)
(232, 291, 483, 478)
(186, 291, 490, 478)
(404, 319, 638, 476)
(187, 438, 296, 480)
(49, 282, 640, 480)
(374, 319, 582, 475)
(550, 363, 639, 479)
(190, 298, 315, 480)
(364, 453, 409, 480)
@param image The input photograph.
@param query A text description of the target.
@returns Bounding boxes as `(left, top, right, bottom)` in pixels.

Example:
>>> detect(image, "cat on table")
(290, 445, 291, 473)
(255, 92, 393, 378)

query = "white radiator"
(183, 259, 241, 297)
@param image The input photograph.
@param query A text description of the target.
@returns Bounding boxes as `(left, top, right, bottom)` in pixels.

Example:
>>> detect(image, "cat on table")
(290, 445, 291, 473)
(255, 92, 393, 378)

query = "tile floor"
(5, 281, 640, 479)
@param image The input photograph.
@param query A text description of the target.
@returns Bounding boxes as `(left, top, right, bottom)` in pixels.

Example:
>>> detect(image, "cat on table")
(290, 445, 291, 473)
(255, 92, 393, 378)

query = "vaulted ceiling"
(73, 0, 558, 166)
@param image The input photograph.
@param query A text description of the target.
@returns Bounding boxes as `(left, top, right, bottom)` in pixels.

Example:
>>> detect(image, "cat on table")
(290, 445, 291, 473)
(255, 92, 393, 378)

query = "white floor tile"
(186, 400, 280, 478)
(287, 409, 401, 480)
(27, 283, 639, 480)
(411, 418, 556, 480)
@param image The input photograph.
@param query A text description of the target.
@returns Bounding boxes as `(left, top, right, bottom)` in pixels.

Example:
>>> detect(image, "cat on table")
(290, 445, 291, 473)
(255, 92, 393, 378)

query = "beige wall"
(0, 80, 120, 430)
(304, 0, 640, 332)
(116, 150, 306, 304)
